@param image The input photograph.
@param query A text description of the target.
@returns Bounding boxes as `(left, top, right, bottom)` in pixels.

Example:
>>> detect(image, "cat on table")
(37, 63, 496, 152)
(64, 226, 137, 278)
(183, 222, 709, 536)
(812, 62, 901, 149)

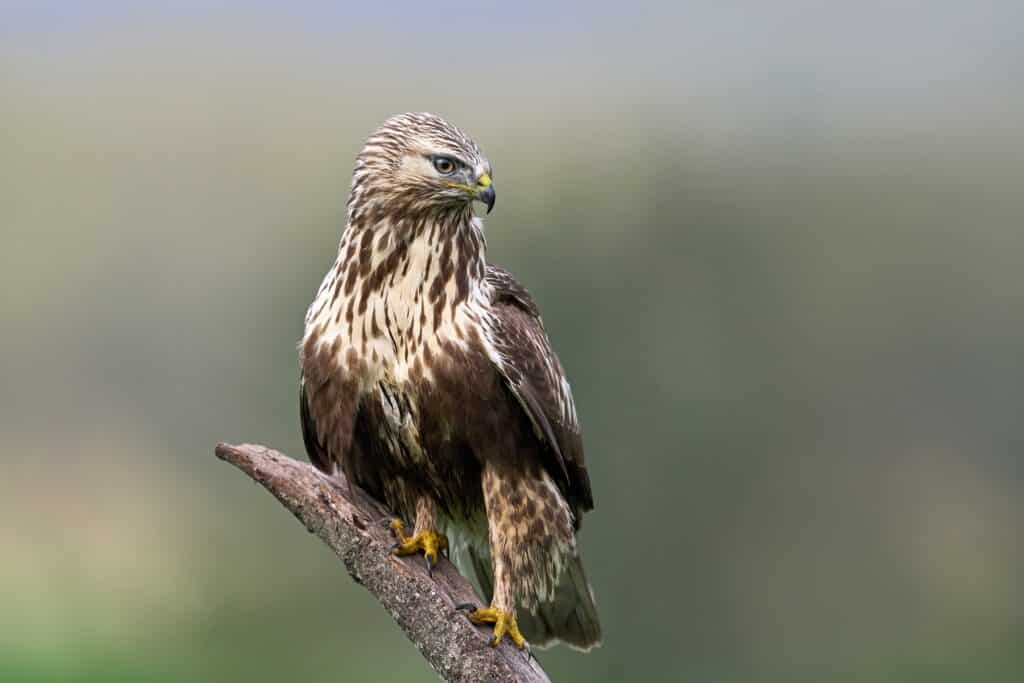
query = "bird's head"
(351, 112, 495, 218)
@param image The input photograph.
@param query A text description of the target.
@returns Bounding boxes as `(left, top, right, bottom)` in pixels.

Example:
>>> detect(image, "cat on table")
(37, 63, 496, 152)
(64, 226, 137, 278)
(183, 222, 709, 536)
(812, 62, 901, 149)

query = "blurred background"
(2, 2, 1022, 681)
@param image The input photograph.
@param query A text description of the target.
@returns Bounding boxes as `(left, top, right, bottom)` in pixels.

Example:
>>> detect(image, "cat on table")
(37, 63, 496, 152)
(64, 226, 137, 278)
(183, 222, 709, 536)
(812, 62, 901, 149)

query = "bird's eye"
(433, 157, 456, 175)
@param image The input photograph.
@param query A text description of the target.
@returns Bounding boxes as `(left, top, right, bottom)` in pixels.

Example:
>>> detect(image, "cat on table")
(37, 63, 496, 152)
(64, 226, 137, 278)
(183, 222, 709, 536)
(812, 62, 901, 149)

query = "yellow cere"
(476, 172, 492, 189)
(444, 181, 477, 194)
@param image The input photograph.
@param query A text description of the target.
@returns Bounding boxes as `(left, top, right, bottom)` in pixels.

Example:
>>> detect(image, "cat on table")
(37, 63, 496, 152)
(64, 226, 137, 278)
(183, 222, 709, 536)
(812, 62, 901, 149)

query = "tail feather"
(519, 554, 602, 651)
(464, 545, 602, 651)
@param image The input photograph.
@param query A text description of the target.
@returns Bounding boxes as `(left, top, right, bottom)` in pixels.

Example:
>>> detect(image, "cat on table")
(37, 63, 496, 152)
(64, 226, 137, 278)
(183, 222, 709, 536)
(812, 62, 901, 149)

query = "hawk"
(299, 113, 600, 650)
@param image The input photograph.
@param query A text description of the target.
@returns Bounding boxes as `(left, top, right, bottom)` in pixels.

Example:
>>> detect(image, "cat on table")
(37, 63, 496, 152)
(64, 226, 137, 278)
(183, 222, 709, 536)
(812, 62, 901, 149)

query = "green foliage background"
(2, 4, 1022, 681)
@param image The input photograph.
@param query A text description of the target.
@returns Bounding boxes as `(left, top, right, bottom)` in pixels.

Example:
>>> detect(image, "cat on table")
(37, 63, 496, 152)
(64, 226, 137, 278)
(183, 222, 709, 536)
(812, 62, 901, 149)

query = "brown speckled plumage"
(299, 113, 600, 649)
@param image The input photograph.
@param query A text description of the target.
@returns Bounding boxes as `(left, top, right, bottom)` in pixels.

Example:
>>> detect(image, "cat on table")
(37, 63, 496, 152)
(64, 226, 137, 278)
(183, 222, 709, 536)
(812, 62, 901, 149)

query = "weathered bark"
(214, 442, 551, 683)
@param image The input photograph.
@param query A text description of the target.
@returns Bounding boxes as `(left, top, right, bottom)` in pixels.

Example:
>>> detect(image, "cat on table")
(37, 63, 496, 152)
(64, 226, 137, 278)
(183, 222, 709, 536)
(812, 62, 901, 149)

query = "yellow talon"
(388, 519, 448, 567)
(465, 606, 526, 649)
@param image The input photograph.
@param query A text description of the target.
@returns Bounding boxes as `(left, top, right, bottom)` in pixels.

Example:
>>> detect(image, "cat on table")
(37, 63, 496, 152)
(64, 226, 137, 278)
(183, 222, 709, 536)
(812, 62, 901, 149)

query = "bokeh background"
(2, 2, 1022, 681)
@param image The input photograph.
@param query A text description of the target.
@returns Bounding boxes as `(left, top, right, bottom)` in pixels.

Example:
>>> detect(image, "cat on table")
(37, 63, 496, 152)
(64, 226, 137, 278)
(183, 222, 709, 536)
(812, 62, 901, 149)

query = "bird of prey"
(299, 113, 600, 650)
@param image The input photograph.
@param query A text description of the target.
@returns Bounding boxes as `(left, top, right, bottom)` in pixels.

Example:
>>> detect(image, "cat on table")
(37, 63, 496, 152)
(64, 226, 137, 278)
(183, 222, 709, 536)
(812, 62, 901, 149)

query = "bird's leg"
(461, 466, 527, 649)
(389, 496, 447, 575)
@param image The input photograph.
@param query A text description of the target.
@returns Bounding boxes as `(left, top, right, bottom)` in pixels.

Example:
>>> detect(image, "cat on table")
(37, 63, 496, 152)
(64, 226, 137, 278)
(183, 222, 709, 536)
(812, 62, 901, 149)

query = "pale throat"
(307, 208, 490, 384)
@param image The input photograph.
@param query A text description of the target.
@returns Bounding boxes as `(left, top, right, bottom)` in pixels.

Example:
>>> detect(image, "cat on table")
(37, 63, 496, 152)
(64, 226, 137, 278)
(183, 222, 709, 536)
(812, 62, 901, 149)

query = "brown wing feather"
(486, 266, 594, 521)
(299, 373, 332, 473)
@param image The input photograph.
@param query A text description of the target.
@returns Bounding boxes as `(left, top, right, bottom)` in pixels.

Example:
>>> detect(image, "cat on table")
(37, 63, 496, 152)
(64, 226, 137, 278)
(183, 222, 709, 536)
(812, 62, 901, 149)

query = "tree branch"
(214, 442, 551, 683)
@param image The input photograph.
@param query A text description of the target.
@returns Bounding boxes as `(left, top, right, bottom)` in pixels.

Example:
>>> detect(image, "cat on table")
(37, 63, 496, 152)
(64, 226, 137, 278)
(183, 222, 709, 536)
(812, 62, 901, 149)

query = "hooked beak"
(475, 172, 496, 214)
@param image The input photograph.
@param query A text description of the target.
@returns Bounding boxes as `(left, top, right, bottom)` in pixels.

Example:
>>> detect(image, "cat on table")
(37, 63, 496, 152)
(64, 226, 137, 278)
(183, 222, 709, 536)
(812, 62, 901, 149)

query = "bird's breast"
(302, 223, 500, 477)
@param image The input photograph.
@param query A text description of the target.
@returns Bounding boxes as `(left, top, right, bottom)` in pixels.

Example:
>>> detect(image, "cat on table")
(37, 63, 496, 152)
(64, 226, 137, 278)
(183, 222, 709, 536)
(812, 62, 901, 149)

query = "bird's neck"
(338, 205, 487, 299)
(305, 209, 489, 356)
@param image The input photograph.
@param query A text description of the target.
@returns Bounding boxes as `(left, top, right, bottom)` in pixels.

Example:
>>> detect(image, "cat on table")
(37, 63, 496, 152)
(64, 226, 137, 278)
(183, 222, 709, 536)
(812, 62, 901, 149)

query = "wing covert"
(485, 266, 593, 521)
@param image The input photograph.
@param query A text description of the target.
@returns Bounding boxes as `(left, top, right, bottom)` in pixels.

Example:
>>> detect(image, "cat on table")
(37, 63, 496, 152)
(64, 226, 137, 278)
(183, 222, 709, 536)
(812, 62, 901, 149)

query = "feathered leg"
(460, 465, 527, 649)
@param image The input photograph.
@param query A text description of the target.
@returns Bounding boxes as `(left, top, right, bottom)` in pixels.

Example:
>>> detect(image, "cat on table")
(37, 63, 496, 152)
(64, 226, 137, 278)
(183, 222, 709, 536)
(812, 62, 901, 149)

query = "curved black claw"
(455, 602, 479, 613)
(461, 606, 527, 648)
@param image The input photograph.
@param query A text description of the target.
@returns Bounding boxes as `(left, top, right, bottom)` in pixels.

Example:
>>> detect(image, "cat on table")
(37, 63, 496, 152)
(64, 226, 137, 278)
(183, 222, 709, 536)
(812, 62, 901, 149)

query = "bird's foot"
(456, 604, 527, 649)
(387, 519, 448, 574)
